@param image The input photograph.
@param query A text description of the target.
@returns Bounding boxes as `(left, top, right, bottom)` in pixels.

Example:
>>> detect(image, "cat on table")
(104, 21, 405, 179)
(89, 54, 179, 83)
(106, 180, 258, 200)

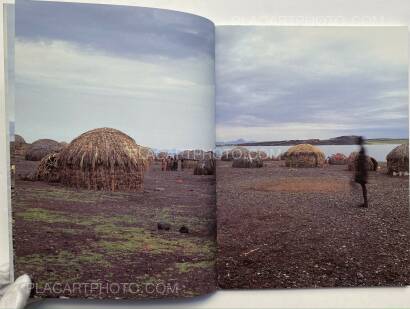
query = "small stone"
(179, 226, 189, 233)
(157, 222, 171, 231)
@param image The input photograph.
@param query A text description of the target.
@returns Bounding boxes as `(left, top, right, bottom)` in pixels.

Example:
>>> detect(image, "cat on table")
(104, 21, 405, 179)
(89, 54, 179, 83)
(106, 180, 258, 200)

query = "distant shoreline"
(217, 137, 408, 147)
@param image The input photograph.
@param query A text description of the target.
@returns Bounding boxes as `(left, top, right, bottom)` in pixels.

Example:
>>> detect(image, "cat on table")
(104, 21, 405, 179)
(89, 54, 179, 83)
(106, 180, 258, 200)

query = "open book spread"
(7, 0, 409, 300)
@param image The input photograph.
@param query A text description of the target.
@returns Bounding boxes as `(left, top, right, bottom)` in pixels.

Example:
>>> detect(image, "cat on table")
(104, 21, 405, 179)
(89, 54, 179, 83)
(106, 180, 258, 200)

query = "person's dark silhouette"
(355, 136, 368, 208)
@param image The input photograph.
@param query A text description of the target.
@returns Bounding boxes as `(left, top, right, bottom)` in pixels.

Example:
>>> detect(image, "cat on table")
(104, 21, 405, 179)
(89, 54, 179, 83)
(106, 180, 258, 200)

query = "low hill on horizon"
(217, 135, 409, 147)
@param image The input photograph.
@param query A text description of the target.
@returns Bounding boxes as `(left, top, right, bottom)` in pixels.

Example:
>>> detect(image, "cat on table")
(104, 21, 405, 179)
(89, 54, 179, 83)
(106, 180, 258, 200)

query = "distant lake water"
(216, 144, 402, 162)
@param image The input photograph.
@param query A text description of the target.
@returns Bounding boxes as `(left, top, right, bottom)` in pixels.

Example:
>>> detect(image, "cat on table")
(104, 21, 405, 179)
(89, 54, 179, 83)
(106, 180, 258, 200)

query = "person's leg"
(361, 183, 368, 207)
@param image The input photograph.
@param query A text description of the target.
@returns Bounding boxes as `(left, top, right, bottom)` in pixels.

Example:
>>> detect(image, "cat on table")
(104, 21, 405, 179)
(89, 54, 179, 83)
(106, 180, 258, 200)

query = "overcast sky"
(15, 0, 215, 150)
(216, 27, 408, 142)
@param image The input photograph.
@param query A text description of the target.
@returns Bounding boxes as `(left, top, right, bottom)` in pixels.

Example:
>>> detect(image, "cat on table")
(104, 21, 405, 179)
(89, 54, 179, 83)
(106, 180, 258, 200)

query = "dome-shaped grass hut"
(57, 128, 147, 191)
(13, 134, 27, 156)
(284, 144, 325, 168)
(329, 153, 348, 165)
(232, 157, 263, 168)
(221, 147, 250, 161)
(347, 152, 378, 172)
(25, 139, 63, 161)
(386, 144, 409, 175)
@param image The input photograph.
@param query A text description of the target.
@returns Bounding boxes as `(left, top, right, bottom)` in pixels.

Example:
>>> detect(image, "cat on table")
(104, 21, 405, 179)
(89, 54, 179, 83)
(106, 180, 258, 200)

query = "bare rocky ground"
(217, 160, 409, 289)
(13, 158, 216, 299)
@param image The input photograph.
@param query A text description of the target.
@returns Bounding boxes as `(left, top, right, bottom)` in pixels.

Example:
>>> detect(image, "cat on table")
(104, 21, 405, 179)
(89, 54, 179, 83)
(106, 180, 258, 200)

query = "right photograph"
(215, 27, 409, 288)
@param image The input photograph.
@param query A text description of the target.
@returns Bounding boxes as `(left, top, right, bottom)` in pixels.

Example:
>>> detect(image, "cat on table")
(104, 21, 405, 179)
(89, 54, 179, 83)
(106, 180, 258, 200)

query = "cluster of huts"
(220, 143, 409, 176)
(154, 149, 215, 175)
(12, 128, 216, 192)
(11, 129, 408, 193)
(13, 128, 148, 191)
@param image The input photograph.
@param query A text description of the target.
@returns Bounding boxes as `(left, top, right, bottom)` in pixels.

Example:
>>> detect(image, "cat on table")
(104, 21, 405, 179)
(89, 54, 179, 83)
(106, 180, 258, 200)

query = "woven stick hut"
(57, 128, 147, 191)
(386, 143, 409, 175)
(328, 153, 348, 165)
(232, 157, 263, 168)
(221, 147, 250, 161)
(347, 152, 378, 171)
(140, 146, 155, 167)
(25, 139, 63, 161)
(156, 151, 169, 161)
(284, 144, 325, 168)
(179, 149, 211, 160)
(36, 152, 60, 182)
(178, 149, 211, 169)
(250, 150, 269, 161)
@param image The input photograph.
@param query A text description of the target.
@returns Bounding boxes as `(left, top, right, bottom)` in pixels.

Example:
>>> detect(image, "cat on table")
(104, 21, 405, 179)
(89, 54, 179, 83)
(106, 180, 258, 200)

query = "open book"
(7, 0, 409, 300)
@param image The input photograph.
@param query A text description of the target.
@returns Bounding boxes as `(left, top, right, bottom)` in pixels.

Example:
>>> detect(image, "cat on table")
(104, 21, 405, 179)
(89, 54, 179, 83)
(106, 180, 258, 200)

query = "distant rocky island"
(217, 136, 408, 147)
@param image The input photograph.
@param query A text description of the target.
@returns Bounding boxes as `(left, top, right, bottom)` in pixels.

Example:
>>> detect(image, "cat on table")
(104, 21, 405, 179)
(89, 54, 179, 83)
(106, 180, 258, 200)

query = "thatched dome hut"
(232, 157, 263, 168)
(25, 139, 63, 161)
(250, 150, 269, 161)
(221, 147, 250, 161)
(194, 158, 216, 175)
(57, 128, 146, 191)
(15, 134, 26, 145)
(156, 151, 169, 161)
(347, 152, 378, 171)
(12, 134, 28, 156)
(329, 153, 348, 165)
(36, 152, 60, 182)
(386, 144, 409, 175)
(140, 146, 155, 165)
(284, 144, 325, 168)
(178, 149, 211, 161)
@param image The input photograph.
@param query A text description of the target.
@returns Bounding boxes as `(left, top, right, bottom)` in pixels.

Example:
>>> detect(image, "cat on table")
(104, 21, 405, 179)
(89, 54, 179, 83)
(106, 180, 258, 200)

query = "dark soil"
(12, 157, 216, 299)
(217, 160, 409, 289)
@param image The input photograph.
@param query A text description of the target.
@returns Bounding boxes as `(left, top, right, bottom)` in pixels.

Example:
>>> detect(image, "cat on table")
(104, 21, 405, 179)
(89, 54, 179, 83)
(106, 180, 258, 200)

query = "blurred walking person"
(355, 136, 369, 208)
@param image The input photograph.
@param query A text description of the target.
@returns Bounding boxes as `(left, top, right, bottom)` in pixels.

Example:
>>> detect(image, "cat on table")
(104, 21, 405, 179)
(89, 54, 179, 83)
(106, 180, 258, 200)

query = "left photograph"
(11, 0, 216, 299)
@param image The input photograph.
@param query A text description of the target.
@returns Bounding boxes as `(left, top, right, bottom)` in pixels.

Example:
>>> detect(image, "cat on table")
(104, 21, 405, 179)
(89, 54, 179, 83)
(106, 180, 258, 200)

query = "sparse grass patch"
(155, 208, 212, 233)
(16, 249, 111, 288)
(15, 186, 134, 205)
(97, 227, 215, 258)
(175, 260, 215, 273)
(16, 208, 72, 224)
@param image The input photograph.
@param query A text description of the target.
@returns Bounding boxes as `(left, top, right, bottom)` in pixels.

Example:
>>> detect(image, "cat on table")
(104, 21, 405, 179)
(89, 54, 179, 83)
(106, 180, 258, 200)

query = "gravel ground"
(217, 160, 409, 289)
(13, 158, 217, 299)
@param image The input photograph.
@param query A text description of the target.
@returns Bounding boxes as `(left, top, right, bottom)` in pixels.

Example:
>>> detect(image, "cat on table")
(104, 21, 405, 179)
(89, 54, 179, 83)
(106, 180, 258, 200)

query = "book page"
(215, 26, 409, 289)
(11, 0, 216, 299)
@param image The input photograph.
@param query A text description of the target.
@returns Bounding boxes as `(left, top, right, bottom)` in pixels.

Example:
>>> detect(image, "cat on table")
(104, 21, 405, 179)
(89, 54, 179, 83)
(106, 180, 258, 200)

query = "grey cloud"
(16, 0, 215, 61)
(216, 26, 408, 139)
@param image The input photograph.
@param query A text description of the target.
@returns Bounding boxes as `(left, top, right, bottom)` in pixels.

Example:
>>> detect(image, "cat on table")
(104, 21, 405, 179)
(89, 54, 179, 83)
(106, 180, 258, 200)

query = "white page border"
(0, 0, 409, 308)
